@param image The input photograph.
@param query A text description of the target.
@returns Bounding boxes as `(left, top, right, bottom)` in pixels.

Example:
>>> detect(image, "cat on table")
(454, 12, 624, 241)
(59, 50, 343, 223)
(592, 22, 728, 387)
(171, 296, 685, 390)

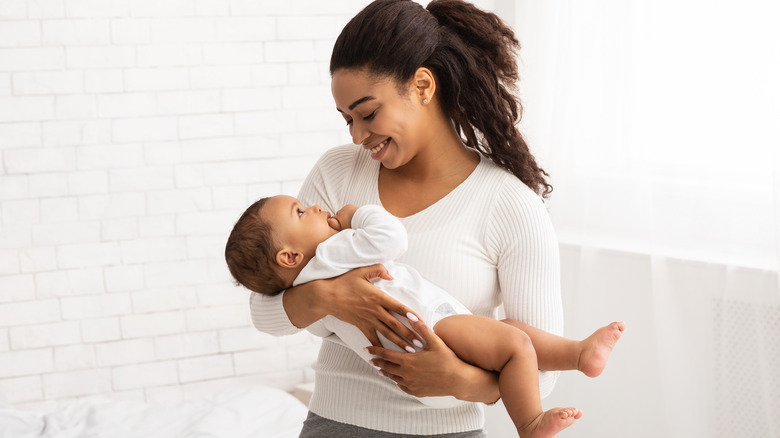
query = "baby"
(225, 195, 625, 438)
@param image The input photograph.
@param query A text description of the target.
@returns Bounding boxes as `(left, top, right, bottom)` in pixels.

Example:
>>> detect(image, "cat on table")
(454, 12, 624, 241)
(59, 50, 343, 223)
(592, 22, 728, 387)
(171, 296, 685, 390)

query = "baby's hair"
(224, 197, 288, 295)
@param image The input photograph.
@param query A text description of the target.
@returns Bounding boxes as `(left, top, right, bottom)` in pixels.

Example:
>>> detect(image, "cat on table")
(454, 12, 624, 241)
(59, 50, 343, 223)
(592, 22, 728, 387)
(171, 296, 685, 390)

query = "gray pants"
(299, 411, 487, 437)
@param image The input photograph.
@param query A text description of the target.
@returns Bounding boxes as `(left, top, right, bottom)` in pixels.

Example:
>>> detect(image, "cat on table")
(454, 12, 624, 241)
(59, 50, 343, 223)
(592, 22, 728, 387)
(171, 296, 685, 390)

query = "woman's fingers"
(375, 363, 413, 395)
(369, 350, 429, 395)
(381, 308, 423, 349)
(361, 312, 418, 350)
(326, 264, 420, 350)
(360, 326, 382, 348)
(404, 312, 433, 348)
(359, 319, 407, 349)
(367, 348, 406, 376)
(366, 322, 467, 398)
(395, 383, 412, 395)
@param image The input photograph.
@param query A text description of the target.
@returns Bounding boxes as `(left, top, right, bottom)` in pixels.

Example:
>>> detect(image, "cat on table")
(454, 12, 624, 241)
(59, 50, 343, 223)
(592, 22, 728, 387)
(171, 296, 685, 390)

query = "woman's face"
(331, 68, 423, 169)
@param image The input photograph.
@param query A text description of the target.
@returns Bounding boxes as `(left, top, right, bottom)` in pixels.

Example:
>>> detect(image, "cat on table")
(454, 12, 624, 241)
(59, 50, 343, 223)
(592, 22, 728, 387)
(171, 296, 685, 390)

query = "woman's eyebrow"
(336, 96, 376, 113)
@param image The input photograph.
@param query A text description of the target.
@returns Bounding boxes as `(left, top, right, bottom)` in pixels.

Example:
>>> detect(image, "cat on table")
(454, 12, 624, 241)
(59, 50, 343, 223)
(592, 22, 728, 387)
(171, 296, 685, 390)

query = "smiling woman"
(331, 69, 433, 170)
(249, 0, 565, 436)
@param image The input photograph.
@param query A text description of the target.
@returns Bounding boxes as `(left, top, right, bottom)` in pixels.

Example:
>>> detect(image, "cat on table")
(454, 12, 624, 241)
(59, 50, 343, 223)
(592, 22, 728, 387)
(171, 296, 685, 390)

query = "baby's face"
(260, 195, 338, 258)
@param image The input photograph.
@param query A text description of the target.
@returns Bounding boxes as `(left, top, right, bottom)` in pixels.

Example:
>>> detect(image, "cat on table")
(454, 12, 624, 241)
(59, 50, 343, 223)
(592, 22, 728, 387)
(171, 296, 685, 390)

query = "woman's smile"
(366, 137, 391, 160)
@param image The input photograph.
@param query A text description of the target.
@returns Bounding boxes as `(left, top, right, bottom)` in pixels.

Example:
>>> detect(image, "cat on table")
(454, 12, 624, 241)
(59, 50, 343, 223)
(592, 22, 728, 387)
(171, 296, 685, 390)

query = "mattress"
(0, 385, 307, 438)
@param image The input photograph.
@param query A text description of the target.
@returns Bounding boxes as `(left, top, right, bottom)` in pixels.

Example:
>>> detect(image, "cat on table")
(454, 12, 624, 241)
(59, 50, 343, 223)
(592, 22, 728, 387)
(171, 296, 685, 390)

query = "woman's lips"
(367, 138, 390, 159)
(369, 138, 389, 154)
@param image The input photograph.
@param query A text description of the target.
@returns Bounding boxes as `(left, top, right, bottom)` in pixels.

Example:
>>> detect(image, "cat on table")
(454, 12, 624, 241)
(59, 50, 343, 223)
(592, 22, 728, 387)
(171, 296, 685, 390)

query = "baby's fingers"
(359, 263, 393, 282)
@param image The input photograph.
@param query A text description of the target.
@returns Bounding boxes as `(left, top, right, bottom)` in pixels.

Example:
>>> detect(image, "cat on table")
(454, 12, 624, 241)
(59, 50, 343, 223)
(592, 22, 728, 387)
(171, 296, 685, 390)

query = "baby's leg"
(435, 315, 581, 438)
(501, 319, 625, 377)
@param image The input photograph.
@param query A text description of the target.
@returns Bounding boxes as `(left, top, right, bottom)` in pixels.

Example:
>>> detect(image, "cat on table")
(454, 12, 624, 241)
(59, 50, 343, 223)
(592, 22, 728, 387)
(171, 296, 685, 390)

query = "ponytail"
(331, 0, 552, 198)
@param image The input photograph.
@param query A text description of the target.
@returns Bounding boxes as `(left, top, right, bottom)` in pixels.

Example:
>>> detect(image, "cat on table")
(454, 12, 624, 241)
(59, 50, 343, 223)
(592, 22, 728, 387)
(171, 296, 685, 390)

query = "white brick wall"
(0, 0, 497, 408)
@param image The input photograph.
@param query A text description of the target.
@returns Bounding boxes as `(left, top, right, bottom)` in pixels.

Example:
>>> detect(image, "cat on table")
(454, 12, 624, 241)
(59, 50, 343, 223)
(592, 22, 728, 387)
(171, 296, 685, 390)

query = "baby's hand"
(328, 204, 359, 231)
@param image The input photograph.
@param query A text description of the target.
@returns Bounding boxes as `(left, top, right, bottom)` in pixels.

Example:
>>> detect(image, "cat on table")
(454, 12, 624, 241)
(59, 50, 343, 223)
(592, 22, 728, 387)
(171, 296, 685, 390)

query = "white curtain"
(486, 1, 780, 437)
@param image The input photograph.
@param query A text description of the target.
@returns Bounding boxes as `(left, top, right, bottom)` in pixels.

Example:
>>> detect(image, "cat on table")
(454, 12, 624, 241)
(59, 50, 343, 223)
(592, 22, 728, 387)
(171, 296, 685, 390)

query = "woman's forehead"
(332, 69, 398, 106)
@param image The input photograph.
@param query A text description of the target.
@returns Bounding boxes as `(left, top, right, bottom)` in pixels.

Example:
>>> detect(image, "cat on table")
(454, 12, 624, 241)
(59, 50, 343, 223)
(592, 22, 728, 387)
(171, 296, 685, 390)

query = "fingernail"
(405, 345, 416, 353)
(377, 370, 385, 376)
(406, 312, 419, 322)
(413, 339, 423, 348)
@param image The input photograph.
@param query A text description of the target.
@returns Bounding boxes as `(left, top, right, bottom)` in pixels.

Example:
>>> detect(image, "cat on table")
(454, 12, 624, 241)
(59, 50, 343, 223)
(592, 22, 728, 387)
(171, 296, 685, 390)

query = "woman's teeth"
(371, 139, 389, 154)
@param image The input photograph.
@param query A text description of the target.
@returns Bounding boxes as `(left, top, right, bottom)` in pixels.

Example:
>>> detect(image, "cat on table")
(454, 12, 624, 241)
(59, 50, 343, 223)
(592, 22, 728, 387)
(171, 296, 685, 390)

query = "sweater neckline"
(368, 152, 488, 220)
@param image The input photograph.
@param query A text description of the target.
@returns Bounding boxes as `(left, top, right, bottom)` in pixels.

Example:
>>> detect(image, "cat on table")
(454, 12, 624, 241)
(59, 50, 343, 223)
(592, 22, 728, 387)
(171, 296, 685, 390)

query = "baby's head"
(225, 195, 338, 295)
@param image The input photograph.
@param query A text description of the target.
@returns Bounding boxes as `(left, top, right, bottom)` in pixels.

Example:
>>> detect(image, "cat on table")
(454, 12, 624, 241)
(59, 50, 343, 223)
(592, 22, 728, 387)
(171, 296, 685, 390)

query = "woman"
(251, 0, 563, 436)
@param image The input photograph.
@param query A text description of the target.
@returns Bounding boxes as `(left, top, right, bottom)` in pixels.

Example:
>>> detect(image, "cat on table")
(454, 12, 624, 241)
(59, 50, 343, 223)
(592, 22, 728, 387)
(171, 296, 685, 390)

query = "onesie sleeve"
(248, 145, 355, 336)
(486, 179, 563, 397)
(321, 205, 407, 267)
(294, 205, 407, 285)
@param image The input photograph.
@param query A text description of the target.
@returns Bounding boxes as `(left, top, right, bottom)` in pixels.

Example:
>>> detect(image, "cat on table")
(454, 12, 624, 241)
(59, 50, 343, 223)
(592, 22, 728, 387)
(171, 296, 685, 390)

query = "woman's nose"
(351, 121, 369, 145)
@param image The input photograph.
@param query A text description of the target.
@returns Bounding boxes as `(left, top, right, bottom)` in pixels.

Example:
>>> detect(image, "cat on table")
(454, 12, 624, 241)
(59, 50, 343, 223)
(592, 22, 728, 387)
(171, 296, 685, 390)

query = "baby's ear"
(276, 248, 303, 269)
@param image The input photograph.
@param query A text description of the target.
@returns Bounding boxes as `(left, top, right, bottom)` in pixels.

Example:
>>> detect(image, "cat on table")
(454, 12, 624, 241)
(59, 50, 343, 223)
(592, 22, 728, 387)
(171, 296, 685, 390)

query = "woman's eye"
(363, 110, 376, 120)
(297, 209, 304, 217)
(345, 119, 353, 126)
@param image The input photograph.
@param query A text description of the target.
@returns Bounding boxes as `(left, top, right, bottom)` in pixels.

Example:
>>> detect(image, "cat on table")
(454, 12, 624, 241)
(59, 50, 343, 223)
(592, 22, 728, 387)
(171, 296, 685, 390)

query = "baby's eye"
(297, 209, 304, 217)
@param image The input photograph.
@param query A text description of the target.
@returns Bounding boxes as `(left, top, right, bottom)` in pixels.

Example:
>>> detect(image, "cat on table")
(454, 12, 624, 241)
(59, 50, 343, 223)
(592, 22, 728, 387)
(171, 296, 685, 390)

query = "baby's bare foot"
(518, 407, 582, 438)
(578, 321, 625, 378)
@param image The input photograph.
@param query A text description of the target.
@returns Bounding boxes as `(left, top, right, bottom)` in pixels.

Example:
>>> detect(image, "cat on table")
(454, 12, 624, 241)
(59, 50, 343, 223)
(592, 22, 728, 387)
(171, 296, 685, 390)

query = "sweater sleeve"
(486, 179, 563, 397)
(249, 291, 301, 336)
(248, 145, 355, 336)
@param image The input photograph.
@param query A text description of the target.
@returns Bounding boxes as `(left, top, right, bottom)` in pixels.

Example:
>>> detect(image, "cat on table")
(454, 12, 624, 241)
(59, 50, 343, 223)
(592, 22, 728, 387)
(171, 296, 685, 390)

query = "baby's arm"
(328, 204, 358, 231)
(313, 205, 408, 272)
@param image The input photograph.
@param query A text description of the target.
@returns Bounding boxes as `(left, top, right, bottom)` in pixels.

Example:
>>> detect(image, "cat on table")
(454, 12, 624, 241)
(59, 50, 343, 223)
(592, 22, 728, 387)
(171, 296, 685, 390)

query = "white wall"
(0, 0, 374, 409)
(0, 0, 504, 411)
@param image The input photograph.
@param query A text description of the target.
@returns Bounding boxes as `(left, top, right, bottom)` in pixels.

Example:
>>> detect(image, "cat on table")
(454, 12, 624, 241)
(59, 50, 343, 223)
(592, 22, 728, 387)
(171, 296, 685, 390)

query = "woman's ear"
(413, 67, 436, 104)
(276, 248, 303, 269)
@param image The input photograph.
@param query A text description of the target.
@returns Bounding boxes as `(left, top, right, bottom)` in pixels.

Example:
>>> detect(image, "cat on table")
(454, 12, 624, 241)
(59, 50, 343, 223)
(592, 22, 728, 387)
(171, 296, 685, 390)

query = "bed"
(0, 386, 308, 438)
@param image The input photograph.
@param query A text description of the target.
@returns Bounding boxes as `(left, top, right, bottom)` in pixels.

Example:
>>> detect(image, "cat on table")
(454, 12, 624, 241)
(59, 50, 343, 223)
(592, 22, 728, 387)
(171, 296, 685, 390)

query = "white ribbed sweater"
(250, 144, 563, 435)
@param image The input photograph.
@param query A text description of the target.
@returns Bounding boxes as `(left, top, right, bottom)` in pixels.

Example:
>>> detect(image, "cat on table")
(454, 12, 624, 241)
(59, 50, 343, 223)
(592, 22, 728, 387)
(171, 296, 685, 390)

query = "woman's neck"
(389, 124, 479, 184)
(378, 124, 480, 218)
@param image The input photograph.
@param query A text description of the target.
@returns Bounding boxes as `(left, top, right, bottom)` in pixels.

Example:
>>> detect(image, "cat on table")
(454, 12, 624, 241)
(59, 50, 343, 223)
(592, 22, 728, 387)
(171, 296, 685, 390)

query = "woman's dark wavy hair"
(330, 0, 552, 198)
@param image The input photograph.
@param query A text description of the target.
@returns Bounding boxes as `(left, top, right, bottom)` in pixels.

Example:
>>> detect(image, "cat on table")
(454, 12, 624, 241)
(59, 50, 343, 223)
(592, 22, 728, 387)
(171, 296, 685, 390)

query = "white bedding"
(0, 386, 307, 438)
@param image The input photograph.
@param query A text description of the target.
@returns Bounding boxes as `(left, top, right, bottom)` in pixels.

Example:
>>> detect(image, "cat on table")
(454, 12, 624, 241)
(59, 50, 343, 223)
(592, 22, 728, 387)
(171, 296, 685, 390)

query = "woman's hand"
(311, 264, 422, 351)
(366, 314, 501, 404)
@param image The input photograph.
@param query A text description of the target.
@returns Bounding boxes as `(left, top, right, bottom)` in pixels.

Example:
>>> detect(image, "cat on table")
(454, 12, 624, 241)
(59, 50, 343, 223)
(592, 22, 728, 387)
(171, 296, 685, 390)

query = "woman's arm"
(366, 182, 563, 402)
(254, 264, 423, 348)
(493, 182, 563, 397)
